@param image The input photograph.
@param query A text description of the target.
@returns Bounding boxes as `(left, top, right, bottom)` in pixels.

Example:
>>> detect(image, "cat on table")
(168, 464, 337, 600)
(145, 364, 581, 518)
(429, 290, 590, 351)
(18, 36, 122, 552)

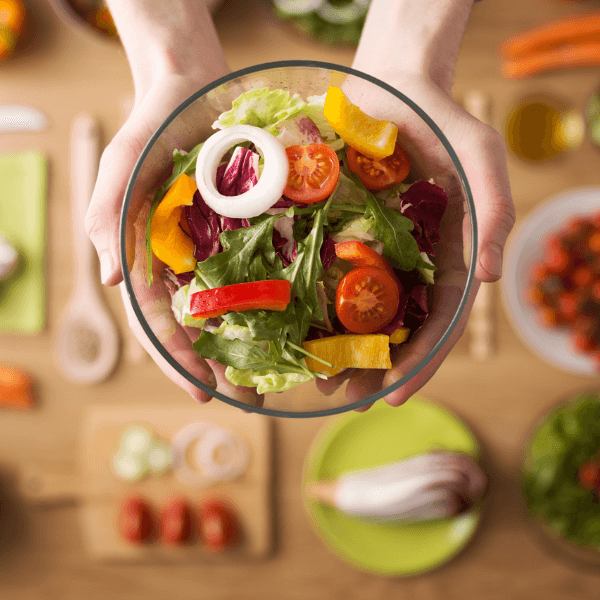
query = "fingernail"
(383, 369, 403, 389)
(100, 252, 114, 284)
(480, 243, 502, 279)
(206, 373, 217, 389)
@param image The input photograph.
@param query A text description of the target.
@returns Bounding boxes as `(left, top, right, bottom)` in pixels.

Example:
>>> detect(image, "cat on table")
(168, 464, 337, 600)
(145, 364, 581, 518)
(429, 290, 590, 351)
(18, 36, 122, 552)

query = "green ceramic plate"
(302, 397, 483, 576)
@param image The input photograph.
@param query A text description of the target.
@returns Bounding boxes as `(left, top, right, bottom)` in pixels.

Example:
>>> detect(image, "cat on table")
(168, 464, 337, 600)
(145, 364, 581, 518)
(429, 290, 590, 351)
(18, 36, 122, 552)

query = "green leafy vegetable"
(212, 87, 307, 133)
(273, 196, 333, 322)
(224, 366, 313, 394)
(195, 214, 280, 288)
(193, 330, 307, 375)
(522, 392, 600, 548)
(362, 183, 421, 272)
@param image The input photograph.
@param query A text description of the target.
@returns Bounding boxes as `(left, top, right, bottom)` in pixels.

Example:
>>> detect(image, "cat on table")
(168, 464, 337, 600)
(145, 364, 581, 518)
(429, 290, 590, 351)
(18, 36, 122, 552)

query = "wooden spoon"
(57, 114, 120, 384)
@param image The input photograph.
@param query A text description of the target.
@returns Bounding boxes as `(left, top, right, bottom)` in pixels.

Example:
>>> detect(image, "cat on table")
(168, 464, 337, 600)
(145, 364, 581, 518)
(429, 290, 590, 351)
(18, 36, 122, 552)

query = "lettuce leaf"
(212, 87, 307, 133)
(170, 278, 208, 329)
(225, 367, 312, 394)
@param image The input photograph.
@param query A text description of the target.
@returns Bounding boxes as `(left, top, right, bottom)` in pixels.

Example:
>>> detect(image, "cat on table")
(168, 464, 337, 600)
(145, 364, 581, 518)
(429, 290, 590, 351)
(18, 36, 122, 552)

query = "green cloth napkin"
(0, 152, 47, 334)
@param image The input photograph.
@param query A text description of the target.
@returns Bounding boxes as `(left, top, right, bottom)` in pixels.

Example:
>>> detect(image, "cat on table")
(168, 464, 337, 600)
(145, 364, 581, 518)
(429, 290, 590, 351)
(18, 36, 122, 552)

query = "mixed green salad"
(523, 391, 600, 548)
(146, 85, 448, 394)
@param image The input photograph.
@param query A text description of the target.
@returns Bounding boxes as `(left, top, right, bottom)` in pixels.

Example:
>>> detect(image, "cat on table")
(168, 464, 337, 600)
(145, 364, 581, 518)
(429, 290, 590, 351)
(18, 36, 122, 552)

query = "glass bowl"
(120, 60, 477, 418)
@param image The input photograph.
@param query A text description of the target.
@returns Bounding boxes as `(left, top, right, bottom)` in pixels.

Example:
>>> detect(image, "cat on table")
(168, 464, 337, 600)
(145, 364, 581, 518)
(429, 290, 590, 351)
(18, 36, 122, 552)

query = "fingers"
(382, 278, 480, 407)
(86, 123, 150, 287)
(451, 120, 516, 283)
(315, 368, 355, 396)
(345, 369, 386, 406)
(120, 282, 216, 403)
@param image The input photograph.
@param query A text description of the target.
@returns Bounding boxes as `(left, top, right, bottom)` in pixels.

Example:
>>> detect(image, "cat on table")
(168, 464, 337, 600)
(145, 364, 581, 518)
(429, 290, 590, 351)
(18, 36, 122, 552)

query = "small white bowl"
(502, 186, 600, 376)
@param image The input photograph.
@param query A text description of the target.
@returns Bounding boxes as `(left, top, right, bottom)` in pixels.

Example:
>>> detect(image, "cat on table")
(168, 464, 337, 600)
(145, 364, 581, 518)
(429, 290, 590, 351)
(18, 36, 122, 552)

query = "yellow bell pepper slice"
(323, 86, 398, 159)
(303, 334, 392, 377)
(150, 174, 198, 274)
(389, 327, 410, 344)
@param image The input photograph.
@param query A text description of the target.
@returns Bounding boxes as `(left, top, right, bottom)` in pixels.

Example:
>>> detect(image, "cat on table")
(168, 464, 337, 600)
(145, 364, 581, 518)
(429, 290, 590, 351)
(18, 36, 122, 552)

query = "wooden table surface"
(2, 0, 600, 598)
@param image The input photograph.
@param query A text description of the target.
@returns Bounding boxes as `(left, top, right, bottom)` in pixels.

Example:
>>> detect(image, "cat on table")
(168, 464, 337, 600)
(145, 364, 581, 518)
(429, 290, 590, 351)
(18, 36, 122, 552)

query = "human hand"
(84, 1, 263, 407)
(317, 0, 516, 409)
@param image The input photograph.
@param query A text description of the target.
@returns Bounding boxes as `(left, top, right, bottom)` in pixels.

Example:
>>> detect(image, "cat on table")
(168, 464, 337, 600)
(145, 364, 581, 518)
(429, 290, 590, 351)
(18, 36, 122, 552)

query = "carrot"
(502, 42, 600, 79)
(0, 365, 34, 410)
(500, 11, 600, 60)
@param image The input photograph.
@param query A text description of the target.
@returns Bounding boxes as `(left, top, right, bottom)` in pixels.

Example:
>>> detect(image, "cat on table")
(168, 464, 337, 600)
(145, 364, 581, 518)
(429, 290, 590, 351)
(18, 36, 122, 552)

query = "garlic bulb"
(0, 234, 19, 282)
(306, 452, 486, 523)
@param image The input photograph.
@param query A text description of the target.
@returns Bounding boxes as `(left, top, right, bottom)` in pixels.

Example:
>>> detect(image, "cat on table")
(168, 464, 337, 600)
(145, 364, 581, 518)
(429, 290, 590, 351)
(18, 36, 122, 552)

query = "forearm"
(106, 0, 229, 96)
(353, 0, 476, 93)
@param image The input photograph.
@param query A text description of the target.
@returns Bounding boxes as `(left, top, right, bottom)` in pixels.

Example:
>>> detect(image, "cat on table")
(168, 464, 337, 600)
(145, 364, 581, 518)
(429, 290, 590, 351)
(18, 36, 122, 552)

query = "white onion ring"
(170, 421, 214, 489)
(195, 124, 289, 218)
(194, 427, 250, 481)
(169, 421, 250, 488)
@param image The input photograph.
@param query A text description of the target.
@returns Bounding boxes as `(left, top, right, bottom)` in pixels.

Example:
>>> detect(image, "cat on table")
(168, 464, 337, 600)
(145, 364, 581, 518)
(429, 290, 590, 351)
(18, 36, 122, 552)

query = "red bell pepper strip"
(190, 280, 291, 319)
(334, 241, 397, 279)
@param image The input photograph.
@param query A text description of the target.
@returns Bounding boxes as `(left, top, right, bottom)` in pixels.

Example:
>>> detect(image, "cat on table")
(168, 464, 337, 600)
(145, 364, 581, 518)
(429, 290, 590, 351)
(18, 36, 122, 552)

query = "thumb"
(456, 122, 516, 283)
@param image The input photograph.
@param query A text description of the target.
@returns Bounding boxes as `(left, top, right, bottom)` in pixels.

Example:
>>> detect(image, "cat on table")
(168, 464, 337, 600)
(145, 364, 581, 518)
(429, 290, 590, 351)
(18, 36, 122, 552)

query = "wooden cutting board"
(20, 402, 274, 563)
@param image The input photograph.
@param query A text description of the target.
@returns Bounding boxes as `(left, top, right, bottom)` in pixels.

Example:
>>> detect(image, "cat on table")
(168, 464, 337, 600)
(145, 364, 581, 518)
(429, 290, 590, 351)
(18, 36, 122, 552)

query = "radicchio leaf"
(274, 115, 323, 148)
(185, 190, 221, 261)
(272, 216, 297, 266)
(320, 234, 336, 271)
(399, 181, 448, 255)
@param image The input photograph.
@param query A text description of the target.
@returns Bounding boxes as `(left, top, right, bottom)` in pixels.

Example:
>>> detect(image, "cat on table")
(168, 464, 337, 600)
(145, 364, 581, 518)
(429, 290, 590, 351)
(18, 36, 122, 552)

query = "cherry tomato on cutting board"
(161, 498, 195, 546)
(199, 500, 239, 553)
(283, 143, 340, 203)
(335, 267, 400, 334)
(118, 496, 155, 544)
(346, 143, 410, 191)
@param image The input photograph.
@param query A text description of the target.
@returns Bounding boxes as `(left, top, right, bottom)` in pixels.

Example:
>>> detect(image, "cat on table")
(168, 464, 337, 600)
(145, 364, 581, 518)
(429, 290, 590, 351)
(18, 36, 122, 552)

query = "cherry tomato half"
(346, 143, 410, 191)
(199, 500, 239, 553)
(161, 498, 195, 546)
(283, 143, 340, 203)
(335, 267, 400, 334)
(118, 496, 155, 545)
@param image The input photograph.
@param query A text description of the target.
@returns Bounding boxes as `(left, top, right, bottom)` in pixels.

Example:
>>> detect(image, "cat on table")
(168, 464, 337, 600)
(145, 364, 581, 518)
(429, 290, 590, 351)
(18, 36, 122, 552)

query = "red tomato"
(579, 459, 600, 490)
(346, 143, 410, 191)
(545, 237, 570, 274)
(572, 265, 594, 288)
(283, 143, 340, 203)
(588, 231, 600, 254)
(161, 498, 195, 546)
(118, 496, 155, 544)
(335, 267, 400, 334)
(199, 500, 239, 553)
(334, 241, 396, 279)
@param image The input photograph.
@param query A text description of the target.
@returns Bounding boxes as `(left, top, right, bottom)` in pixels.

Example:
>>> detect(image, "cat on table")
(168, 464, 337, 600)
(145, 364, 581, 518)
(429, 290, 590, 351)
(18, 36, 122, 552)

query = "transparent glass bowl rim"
(120, 60, 478, 419)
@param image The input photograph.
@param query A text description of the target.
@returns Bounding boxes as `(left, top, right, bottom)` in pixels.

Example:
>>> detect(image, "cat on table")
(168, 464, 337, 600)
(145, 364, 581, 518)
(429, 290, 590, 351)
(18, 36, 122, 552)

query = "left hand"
(316, 72, 515, 409)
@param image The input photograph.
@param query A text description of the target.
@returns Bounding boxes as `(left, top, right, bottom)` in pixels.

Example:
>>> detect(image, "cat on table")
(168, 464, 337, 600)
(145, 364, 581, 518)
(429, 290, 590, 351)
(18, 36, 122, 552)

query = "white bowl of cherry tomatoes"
(502, 187, 600, 376)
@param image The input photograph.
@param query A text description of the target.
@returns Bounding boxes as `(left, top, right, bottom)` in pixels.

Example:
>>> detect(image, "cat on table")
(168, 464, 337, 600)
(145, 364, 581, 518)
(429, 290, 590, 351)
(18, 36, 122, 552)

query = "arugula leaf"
(272, 196, 332, 322)
(361, 181, 421, 272)
(195, 214, 279, 288)
(145, 142, 205, 285)
(193, 330, 307, 375)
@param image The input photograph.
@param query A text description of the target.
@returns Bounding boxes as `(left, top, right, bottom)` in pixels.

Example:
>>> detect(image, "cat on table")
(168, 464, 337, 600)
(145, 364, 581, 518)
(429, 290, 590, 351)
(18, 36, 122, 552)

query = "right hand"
(85, 72, 264, 408)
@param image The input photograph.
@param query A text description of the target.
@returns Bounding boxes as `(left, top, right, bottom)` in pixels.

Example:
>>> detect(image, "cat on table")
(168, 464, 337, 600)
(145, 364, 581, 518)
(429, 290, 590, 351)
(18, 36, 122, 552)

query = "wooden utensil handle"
(70, 114, 100, 286)
(19, 462, 82, 506)
(462, 90, 496, 362)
